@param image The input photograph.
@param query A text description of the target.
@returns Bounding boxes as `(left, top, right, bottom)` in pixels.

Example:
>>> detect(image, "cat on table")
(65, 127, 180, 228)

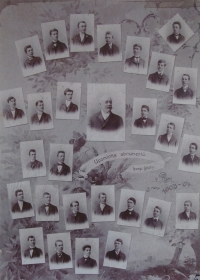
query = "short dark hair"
(173, 21, 181, 29)
(35, 100, 43, 106)
(29, 149, 36, 155)
(15, 189, 23, 197)
(49, 28, 58, 36)
(77, 21, 86, 28)
(64, 88, 73, 95)
(57, 150, 65, 157)
(154, 206, 162, 213)
(158, 59, 166, 66)
(127, 197, 136, 205)
(184, 200, 192, 207)
(27, 235, 35, 241)
(98, 192, 106, 199)
(133, 43, 142, 50)
(182, 74, 190, 80)
(55, 239, 63, 247)
(70, 200, 79, 207)
(167, 122, 175, 129)
(115, 238, 123, 245)
(190, 143, 198, 150)
(7, 96, 16, 103)
(105, 31, 113, 37)
(24, 45, 32, 53)
(43, 192, 51, 197)
(82, 244, 91, 251)
(141, 105, 149, 112)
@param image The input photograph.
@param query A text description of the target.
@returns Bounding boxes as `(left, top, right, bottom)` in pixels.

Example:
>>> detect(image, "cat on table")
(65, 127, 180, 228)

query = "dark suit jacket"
(50, 252, 71, 264)
(134, 117, 154, 128)
(125, 56, 145, 69)
(26, 160, 43, 170)
(12, 201, 32, 213)
(94, 204, 113, 215)
(144, 217, 163, 230)
(178, 211, 197, 221)
(105, 250, 126, 262)
(99, 43, 119, 56)
(88, 111, 124, 131)
(50, 163, 70, 176)
(60, 102, 78, 113)
(119, 209, 140, 221)
(47, 40, 68, 55)
(167, 33, 185, 44)
(24, 56, 42, 68)
(174, 87, 194, 99)
(77, 257, 97, 268)
(5, 108, 25, 120)
(38, 203, 58, 216)
(24, 247, 43, 258)
(157, 133, 177, 147)
(148, 72, 169, 86)
(72, 33, 93, 46)
(182, 154, 200, 166)
(67, 211, 88, 224)
(31, 112, 52, 125)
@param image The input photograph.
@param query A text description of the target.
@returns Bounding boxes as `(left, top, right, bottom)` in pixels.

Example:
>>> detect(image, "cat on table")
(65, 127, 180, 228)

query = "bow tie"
(57, 253, 62, 257)
(142, 118, 147, 120)
(30, 248, 35, 251)
(153, 219, 157, 222)
(57, 163, 63, 166)
(45, 205, 49, 208)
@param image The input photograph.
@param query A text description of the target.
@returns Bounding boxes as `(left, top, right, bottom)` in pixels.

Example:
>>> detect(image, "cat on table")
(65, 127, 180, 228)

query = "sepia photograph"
(56, 82, 81, 120)
(124, 36, 150, 75)
(75, 238, 99, 274)
(0, 87, 28, 128)
(41, 20, 69, 60)
(27, 92, 53, 130)
(15, 35, 46, 77)
(97, 24, 122, 62)
(20, 140, 46, 178)
(87, 83, 126, 142)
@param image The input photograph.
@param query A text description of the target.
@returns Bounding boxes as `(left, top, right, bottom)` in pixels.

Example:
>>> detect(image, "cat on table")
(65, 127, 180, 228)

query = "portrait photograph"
(132, 98, 157, 135)
(178, 134, 200, 174)
(173, 67, 198, 105)
(48, 143, 73, 181)
(0, 87, 28, 128)
(70, 14, 94, 52)
(20, 140, 46, 178)
(19, 227, 45, 265)
(176, 193, 199, 230)
(15, 35, 46, 77)
(41, 20, 69, 61)
(91, 185, 115, 223)
(146, 52, 175, 92)
(103, 230, 131, 270)
(56, 82, 81, 120)
(97, 24, 122, 63)
(75, 238, 99, 274)
(47, 232, 73, 270)
(158, 13, 194, 52)
(7, 180, 34, 220)
(124, 36, 150, 75)
(63, 192, 89, 231)
(117, 189, 145, 228)
(155, 113, 184, 154)
(141, 197, 171, 237)
(35, 185, 59, 222)
(87, 83, 126, 142)
(27, 92, 54, 130)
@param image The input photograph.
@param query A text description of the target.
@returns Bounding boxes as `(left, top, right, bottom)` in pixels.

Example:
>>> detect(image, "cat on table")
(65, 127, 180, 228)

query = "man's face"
(17, 191, 24, 201)
(157, 62, 165, 72)
(51, 31, 58, 42)
(99, 194, 106, 204)
(114, 241, 122, 251)
(84, 247, 91, 257)
(57, 153, 65, 163)
(56, 241, 63, 253)
(72, 202, 79, 213)
(189, 144, 197, 155)
(26, 47, 33, 58)
(182, 75, 189, 87)
(153, 207, 161, 218)
(141, 108, 148, 118)
(79, 23, 86, 34)
(100, 97, 112, 114)
(127, 199, 135, 210)
(44, 194, 51, 205)
(36, 102, 44, 113)
(184, 202, 191, 212)
(30, 152, 36, 162)
(173, 24, 180, 35)
(66, 92, 73, 101)
(9, 98, 16, 110)
(133, 46, 141, 56)
(166, 124, 174, 134)
(28, 237, 35, 247)
(105, 34, 113, 44)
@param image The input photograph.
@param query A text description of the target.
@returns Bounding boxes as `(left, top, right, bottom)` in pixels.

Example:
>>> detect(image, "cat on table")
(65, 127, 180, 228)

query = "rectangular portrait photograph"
(97, 24, 122, 63)
(48, 143, 73, 181)
(75, 238, 99, 274)
(141, 197, 171, 237)
(20, 140, 46, 178)
(178, 134, 200, 174)
(56, 82, 81, 120)
(124, 36, 150, 75)
(47, 232, 73, 270)
(155, 113, 184, 154)
(35, 185, 59, 222)
(132, 98, 157, 135)
(91, 185, 115, 223)
(63, 192, 89, 231)
(0, 87, 28, 128)
(146, 52, 175, 92)
(27, 92, 54, 130)
(87, 83, 126, 142)
(176, 193, 199, 230)
(70, 14, 94, 52)
(117, 189, 145, 228)
(15, 35, 46, 77)
(7, 181, 34, 220)
(19, 227, 45, 265)
(173, 67, 198, 105)
(41, 20, 69, 61)
(103, 231, 131, 270)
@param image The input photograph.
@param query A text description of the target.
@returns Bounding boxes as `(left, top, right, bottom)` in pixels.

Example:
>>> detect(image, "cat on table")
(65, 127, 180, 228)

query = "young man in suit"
(31, 100, 52, 125)
(94, 192, 113, 216)
(182, 143, 200, 166)
(50, 240, 71, 264)
(99, 31, 119, 57)
(144, 206, 163, 230)
(167, 21, 185, 44)
(174, 74, 194, 99)
(50, 151, 71, 176)
(24, 236, 43, 258)
(47, 28, 68, 55)
(12, 189, 32, 213)
(148, 59, 169, 86)
(178, 200, 197, 221)
(134, 105, 154, 128)
(125, 43, 145, 70)
(157, 122, 177, 147)
(72, 21, 93, 46)
(23, 45, 42, 68)
(38, 192, 58, 216)
(105, 239, 126, 262)
(60, 88, 78, 113)
(5, 96, 25, 121)
(26, 149, 43, 170)
(67, 201, 88, 224)
(77, 245, 97, 268)
(119, 197, 140, 221)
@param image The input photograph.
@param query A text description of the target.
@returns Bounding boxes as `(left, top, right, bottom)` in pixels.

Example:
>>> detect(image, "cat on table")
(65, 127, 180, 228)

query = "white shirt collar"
(100, 203, 105, 211)
(158, 71, 163, 75)
(167, 133, 172, 141)
(153, 217, 158, 221)
(186, 211, 190, 217)
(182, 85, 188, 91)
(101, 110, 110, 120)
(115, 250, 120, 255)
(18, 201, 23, 210)
(109, 43, 112, 48)
(79, 32, 85, 42)
(66, 100, 71, 107)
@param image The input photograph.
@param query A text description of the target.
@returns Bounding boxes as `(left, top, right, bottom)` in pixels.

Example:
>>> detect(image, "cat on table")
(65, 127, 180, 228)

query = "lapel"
(97, 112, 113, 129)
(105, 44, 112, 55)
(67, 102, 73, 112)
